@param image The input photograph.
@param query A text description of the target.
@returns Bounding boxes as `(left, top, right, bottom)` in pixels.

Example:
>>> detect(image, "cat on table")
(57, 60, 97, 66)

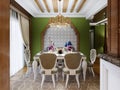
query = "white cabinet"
(100, 59, 120, 90)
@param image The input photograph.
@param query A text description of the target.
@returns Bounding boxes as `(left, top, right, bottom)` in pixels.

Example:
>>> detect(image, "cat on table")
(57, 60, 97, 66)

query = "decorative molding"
(49, 15, 71, 27)
(34, 13, 85, 17)
(15, 0, 107, 19)
(10, 0, 32, 17)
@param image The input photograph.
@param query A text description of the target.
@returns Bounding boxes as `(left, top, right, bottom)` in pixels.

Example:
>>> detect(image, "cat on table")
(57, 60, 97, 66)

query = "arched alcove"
(41, 15, 80, 51)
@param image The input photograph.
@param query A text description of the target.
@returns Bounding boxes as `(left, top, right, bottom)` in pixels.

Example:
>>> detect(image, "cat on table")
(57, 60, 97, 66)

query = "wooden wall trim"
(0, 0, 10, 90)
(10, 5, 30, 20)
(118, 0, 120, 56)
(107, 0, 120, 57)
(10, 0, 32, 18)
(107, 0, 111, 54)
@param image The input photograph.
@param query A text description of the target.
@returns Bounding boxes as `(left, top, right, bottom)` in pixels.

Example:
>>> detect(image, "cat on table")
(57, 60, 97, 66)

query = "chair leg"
(82, 59, 87, 81)
(32, 60, 38, 81)
(65, 74, 69, 88)
(34, 71, 37, 81)
(52, 74, 55, 88)
(56, 72, 58, 81)
(83, 65, 87, 81)
(41, 74, 45, 88)
(76, 74, 80, 88)
(83, 70, 86, 81)
(91, 67, 95, 77)
(62, 73, 65, 81)
(88, 67, 91, 72)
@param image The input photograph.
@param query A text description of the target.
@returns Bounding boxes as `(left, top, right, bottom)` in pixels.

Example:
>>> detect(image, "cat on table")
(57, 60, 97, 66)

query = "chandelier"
(49, 15, 71, 27)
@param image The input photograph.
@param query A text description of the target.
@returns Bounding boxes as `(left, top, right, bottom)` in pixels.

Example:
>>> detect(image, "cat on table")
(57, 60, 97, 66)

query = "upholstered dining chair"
(88, 49, 97, 77)
(39, 53, 58, 88)
(63, 53, 83, 88)
(32, 51, 42, 81)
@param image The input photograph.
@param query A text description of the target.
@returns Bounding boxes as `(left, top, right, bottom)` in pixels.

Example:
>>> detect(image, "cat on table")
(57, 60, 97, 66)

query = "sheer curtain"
(10, 10, 24, 76)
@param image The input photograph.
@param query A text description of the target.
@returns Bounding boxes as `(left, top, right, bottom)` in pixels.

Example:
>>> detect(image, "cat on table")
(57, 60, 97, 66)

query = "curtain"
(20, 16, 29, 46)
(19, 15, 30, 66)
(10, 10, 24, 76)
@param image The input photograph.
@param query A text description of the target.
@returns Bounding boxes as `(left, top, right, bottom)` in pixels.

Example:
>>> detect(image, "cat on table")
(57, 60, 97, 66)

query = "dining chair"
(39, 53, 58, 88)
(80, 54, 87, 81)
(32, 51, 42, 81)
(87, 49, 97, 77)
(63, 52, 83, 88)
(32, 57, 38, 81)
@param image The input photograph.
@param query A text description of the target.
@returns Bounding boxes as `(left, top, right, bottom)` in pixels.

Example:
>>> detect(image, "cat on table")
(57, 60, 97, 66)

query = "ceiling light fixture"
(49, 15, 71, 28)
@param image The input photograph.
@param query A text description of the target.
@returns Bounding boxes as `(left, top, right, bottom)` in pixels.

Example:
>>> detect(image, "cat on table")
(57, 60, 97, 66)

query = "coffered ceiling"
(15, 0, 107, 19)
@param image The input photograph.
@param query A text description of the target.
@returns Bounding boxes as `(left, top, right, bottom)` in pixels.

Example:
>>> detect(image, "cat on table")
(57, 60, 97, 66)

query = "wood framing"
(0, 0, 10, 90)
(52, 0, 58, 12)
(34, 0, 44, 12)
(77, 0, 86, 12)
(70, 0, 78, 12)
(107, 0, 120, 57)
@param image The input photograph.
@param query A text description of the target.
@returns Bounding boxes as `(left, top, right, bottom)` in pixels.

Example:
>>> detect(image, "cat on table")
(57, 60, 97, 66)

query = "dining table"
(32, 50, 87, 81)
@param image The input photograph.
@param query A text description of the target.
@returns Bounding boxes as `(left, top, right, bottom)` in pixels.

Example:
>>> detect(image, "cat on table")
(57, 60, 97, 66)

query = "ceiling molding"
(10, 0, 32, 17)
(86, 0, 107, 19)
(34, 13, 85, 17)
(15, 0, 107, 19)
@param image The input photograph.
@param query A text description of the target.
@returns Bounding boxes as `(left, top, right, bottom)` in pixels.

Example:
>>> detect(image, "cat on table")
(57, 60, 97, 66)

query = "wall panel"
(0, 0, 10, 90)
(107, 0, 120, 57)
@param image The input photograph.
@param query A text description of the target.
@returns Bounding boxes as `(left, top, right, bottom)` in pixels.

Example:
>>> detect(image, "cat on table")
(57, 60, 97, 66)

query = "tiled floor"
(10, 68, 100, 90)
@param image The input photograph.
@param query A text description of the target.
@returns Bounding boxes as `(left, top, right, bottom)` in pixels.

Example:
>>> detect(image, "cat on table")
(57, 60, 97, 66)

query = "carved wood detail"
(49, 15, 71, 25)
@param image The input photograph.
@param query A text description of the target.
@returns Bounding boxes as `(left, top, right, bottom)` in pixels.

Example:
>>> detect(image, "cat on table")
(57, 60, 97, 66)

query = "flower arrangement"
(48, 45, 54, 51)
(48, 41, 55, 51)
(65, 41, 73, 51)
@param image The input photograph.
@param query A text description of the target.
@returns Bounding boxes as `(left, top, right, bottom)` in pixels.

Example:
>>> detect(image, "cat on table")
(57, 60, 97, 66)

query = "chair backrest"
(39, 53, 57, 69)
(90, 49, 96, 64)
(64, 53, 82, 69)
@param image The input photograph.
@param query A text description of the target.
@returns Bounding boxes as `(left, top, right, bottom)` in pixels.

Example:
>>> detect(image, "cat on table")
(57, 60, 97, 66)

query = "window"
(10, 10, 24, 76)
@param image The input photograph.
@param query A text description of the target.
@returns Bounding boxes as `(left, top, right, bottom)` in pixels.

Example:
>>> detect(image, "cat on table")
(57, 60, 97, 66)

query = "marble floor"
(10, 68, 100, 90)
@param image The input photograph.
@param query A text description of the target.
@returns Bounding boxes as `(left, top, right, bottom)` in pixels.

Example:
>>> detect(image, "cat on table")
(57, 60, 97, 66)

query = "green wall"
(31, 18, 49, 60)
(31, 18, 90, 61)
(94, 25, 105, 53)
(71, 18, 90, 60)
(93, 8, 106, 54)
